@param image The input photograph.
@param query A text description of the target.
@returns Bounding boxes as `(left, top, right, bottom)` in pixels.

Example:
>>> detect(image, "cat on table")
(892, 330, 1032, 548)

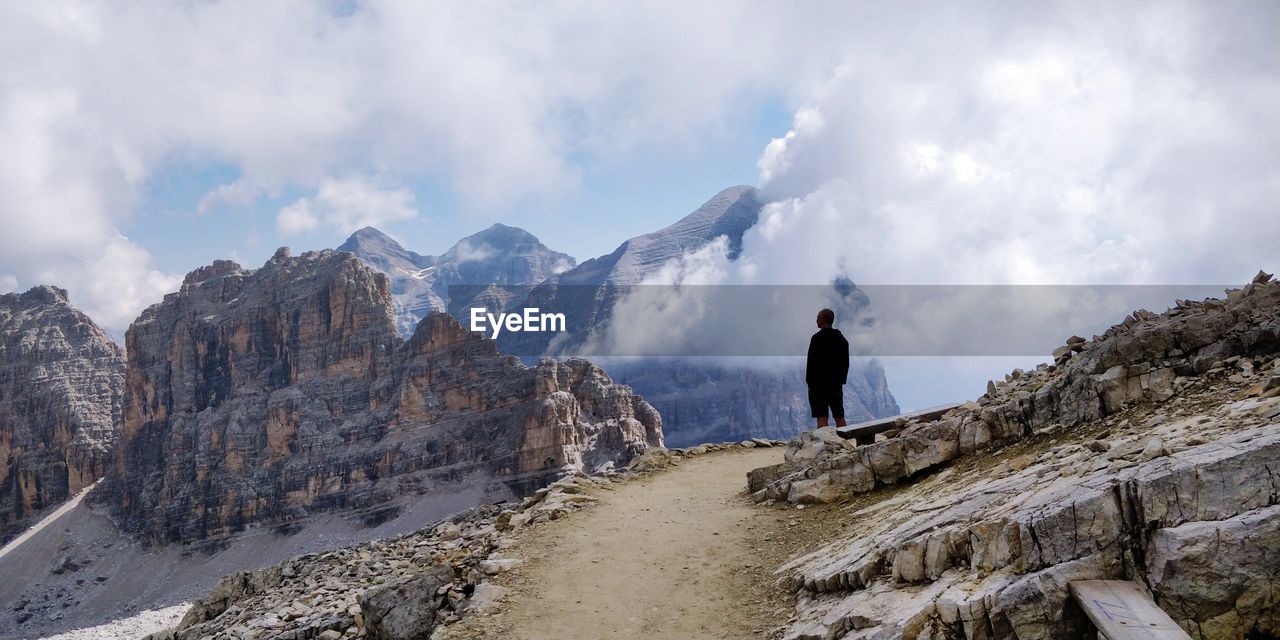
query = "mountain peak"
(558, 184, 763, 286)
(458, 222, 543, 248)
(338, 226, 402, 252)
(1, 284, 70, 309)
(664, 185, 759, 233)
(23, 284, 69, 306)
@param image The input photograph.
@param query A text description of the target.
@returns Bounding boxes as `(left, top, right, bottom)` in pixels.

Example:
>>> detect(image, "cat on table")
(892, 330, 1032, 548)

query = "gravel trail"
(446, 447, 805, 640)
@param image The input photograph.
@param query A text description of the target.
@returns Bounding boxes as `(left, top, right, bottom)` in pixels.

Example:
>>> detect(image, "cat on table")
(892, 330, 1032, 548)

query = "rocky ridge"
(146, 439, 785, 640)
(0, 285, 125, 544)
(749, 271, 1280, 639)
(109, 248, 660, 545)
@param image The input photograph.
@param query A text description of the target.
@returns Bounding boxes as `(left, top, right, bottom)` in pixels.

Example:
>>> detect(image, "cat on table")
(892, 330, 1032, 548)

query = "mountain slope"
(556, 184, 761, 286)
(0, 286, 124, 544)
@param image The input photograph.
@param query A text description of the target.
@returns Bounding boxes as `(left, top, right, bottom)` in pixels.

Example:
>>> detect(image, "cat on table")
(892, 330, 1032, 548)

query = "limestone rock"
(0, 286, 124, 543)
(1147, 505, 1280, 638)
(761, 275, 1280, 640)
(752, 276, 1280, 506)
(110, 250, 661, 544)
(359, 563, 455, 640)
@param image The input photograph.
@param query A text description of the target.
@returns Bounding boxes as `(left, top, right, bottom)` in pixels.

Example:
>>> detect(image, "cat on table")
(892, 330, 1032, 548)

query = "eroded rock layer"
(111, 249, 660, 545)
(752, 273, 1280, 640)
(0, 286, 124, 543)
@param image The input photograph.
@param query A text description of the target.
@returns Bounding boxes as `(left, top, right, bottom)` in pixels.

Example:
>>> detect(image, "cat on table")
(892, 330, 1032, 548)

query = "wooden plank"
(1069, 580, 1191, 640)
(835, 403, 962, 443)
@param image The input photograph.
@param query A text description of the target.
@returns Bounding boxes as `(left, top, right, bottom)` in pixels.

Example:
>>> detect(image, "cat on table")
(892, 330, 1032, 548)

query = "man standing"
(807, 308, 850, 428)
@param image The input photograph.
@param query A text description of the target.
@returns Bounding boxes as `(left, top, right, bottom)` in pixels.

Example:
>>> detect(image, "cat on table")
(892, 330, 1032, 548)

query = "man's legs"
(816, 416, 829, 428)
(809, 386, 829, 428)
(832, 387, 847, 427)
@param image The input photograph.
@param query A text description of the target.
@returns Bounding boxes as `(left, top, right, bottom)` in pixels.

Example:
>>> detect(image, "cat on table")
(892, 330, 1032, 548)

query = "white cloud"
(452, 241, 497, 265)
(35, 234, 182, 330)
(739, 2, 1280, 287)
(275, 201, 320, 235)
(276, 177, 418, 236)
(0, 274, 16, 293)
(0, 1, 844, 331)
(0, 0, 1276, 338)
(577, 1, 1279, 396)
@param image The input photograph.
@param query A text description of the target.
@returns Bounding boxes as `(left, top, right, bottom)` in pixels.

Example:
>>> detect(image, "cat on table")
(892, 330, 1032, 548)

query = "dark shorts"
(808, 385, 844, 419)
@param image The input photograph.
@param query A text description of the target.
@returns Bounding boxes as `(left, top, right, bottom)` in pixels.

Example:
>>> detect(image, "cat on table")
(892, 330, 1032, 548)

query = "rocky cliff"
(751, 271, 1280, 640)
(0, 285, 124, 543)
(110, 248, 660, 545)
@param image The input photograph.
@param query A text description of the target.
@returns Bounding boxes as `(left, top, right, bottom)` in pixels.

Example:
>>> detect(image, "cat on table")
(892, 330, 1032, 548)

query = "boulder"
(359, 564, 456, 640)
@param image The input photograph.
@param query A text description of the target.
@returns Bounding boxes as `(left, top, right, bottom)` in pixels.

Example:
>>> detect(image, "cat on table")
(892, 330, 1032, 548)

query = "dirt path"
(445, 447, 821, 640)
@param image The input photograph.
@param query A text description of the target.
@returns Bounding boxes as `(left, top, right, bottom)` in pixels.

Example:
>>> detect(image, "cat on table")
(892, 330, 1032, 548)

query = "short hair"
(818, 308, 835, 325)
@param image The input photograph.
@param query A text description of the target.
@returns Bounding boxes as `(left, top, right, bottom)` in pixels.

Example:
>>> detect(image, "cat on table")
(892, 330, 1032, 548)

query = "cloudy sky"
(2, 2, 1277, 357)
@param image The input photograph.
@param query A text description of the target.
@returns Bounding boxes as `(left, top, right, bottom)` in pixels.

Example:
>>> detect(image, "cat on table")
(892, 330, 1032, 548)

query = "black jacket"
(806, 327, 850, 387)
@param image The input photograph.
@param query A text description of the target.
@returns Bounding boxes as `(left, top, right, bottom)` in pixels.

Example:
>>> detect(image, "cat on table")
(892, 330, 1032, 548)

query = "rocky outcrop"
(753, 272, 1280, 504)
(0, 285, 124, 543)
(110, 248, 660, 545)
(753, 273, 1280, 640)
(153, 504, 505, 640)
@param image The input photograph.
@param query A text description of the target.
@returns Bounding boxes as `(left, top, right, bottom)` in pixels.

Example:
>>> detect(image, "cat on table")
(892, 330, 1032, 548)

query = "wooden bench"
(1069, 580, 1191, 640)
(835, 403, 962, 445)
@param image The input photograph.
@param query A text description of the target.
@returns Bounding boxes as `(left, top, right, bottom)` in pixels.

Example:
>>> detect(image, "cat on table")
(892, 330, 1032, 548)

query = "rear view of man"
(807, 307, 850, 428)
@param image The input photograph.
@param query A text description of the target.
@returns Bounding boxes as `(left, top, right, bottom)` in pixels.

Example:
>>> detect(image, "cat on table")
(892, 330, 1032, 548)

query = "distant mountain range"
(339, 223, 574, 337)
(338, 185, 900, 445)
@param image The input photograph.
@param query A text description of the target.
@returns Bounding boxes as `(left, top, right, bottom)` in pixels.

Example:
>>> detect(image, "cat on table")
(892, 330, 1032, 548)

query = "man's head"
(816, 308, 835, 328)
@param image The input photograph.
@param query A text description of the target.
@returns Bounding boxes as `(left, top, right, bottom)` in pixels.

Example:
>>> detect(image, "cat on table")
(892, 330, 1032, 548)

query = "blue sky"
(128, 92, 791, 271)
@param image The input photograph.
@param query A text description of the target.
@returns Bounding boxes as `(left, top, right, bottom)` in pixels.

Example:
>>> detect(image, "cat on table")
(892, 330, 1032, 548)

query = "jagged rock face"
(111, 249, 659, 544)
(398, 314, 662, 495)
(338, 224, 575, 337)
(775, 388, 1280, 640)
(0, 286, 124, 543)
(754, 275, 1280, 640)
